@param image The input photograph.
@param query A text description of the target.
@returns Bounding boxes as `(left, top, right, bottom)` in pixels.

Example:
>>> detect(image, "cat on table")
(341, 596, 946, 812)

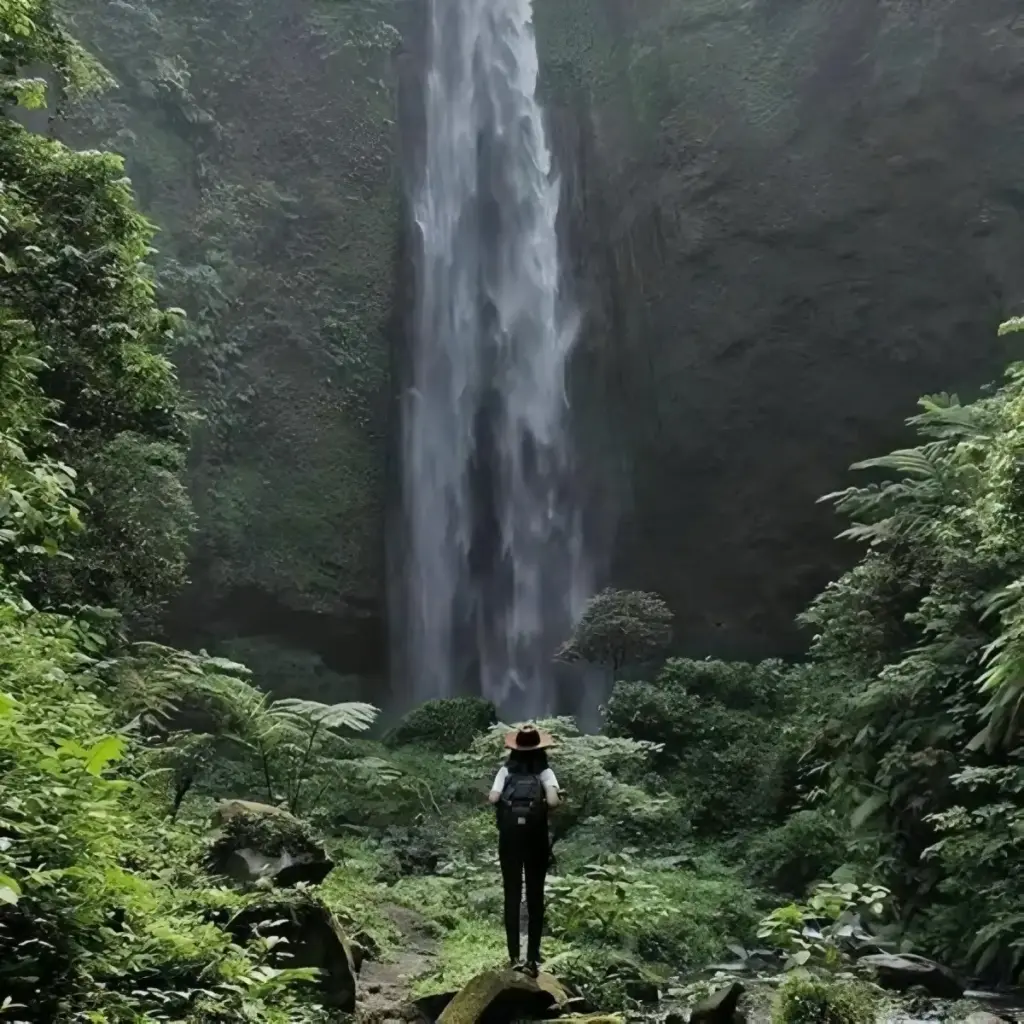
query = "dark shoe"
(524, 961, 539, 978)
(510, 958, 525, 973)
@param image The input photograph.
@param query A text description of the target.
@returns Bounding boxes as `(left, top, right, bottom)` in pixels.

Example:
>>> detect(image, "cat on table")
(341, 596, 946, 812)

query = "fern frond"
(270, 699, 379, 733)
(997, 316, 1024, 336)
(851, 447, 941, 479)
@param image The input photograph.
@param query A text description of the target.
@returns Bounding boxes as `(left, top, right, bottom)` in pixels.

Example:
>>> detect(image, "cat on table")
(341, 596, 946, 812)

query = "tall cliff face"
(534, 0, 1024, 658)
(58, 0, 1024, 691)
(59, 0, 408, 690)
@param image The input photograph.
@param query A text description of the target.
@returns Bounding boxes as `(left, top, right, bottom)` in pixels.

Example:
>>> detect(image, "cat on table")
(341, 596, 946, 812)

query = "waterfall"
(398, 0, 588, 717)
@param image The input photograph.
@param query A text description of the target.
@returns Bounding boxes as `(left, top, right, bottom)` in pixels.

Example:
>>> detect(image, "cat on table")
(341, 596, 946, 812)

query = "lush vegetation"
(2, 0, 1022, 1020)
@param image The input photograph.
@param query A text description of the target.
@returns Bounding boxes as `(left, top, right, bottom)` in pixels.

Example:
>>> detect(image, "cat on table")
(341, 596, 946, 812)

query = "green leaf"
(850, 791, 888, 828)
(84, 735, 126, 776)
(0, 873, 21, 905)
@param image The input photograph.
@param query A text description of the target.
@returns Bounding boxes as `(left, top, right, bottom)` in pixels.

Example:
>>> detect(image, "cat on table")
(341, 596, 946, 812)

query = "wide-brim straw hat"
(504, 726, 555, 751)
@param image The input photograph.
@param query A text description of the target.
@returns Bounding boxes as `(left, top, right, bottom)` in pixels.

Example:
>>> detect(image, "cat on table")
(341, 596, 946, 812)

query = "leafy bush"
(605, 659, 813, 834)
(796, 349, 1024, 978)
(745, 809, 847, 896)
(919, 759, 1024, 980)
(757, 881, 892, 971)
(772, 974, 878, 1024)
(0, 113, 192, 622)
(547, 852, 760, 968)
(385, 696, 497, 753)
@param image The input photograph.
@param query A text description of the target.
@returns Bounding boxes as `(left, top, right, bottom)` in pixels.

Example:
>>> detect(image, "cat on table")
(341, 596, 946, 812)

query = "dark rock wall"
(536, 0, 1024, 658)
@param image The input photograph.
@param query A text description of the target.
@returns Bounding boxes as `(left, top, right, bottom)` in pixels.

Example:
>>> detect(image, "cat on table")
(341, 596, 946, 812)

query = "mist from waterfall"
(398, 0, 589, 718)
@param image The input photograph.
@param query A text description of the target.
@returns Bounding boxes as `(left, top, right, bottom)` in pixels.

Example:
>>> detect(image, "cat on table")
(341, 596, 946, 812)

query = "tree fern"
(269, 698, 378, 734)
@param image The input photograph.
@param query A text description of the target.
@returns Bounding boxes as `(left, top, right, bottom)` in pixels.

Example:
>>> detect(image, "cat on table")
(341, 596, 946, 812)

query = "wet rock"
(206, 799, 333, 887)
(965, 1013, 1011, 1024)
(436, 969, 572, 1024)
(690, 982, 746, 1024)
(227, 894, 357, 1010)
(856, 953, 964, 999)
(413, 991, 459, 1022)
(355, 928, 383, 962)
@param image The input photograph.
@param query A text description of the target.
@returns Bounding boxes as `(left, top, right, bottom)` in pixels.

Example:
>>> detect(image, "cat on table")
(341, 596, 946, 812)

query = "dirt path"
(358, 905, 440, 1024)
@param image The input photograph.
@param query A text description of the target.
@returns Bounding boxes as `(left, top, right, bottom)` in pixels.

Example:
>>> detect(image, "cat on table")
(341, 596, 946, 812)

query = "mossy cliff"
(58, 0, 1024, 681)
(58, 0, 406, 682)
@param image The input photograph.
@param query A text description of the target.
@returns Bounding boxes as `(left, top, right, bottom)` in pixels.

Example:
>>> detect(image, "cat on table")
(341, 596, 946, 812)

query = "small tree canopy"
(555, 587, 674, 673)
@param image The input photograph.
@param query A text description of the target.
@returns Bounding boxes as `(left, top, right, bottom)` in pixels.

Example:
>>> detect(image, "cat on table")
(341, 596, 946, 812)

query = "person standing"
(488, 726, 560, 976)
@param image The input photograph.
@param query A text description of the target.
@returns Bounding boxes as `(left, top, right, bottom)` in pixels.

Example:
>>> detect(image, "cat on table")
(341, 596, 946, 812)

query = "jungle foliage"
(2, 0, 1023, 1017)
(794, 334, 1024, 982)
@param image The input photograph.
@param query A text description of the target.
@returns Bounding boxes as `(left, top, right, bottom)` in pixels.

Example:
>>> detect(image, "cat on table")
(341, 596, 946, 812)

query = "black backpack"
(498, 771, 547, 835)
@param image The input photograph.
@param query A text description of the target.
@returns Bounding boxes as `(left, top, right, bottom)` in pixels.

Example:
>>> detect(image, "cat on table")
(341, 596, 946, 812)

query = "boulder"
(207, 799, 333, 887)
(413, 991, 459, 1022)
(964, 1013, 1011, 1024)
(690, 982, 746, 1024)
(856, 953, 964, 999)
(437, 970, 572, 1024)
(227, 895, 357, 1010)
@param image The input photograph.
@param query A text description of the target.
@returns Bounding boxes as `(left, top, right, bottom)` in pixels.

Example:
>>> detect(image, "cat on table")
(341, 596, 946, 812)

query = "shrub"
(386, 696, 497, 753)
(604, 660, 813, 834)
(547, 852, 760, 968)
(0, 602, 324, 1021)
(757, 881, 892, 971)
(772, 974, 878, 1024)
(746, 809, 847, 896)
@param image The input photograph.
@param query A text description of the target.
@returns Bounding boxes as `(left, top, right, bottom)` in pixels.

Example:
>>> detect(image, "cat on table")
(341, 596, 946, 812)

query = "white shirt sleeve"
(490, 766, 508, 793)
(540, 767, 559, 790)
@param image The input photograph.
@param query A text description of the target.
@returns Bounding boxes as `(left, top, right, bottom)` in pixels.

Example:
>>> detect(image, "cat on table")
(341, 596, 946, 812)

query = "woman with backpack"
(488, 725, 561, 976)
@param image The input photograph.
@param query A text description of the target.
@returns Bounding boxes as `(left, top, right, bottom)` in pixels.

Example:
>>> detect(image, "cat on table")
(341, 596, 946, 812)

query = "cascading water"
(398, 0, 589, 717)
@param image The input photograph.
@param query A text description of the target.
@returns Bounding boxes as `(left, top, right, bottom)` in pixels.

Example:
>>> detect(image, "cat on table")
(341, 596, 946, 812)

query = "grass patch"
(320, 835, 400, 949)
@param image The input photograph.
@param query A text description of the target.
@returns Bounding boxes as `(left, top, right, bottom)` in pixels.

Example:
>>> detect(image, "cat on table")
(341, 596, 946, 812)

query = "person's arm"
(540, 768, 561, 809)
(488, 766, 507, 805)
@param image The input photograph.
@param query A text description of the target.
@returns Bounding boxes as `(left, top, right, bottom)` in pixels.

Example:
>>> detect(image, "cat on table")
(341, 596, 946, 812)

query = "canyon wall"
(61, 0, 1024, 690)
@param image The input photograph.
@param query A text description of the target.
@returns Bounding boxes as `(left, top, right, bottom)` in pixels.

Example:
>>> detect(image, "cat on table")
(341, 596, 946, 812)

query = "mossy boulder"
(772, 974, 877, 1024)
(386, 698, 498, 753)
(437, 970, 572, 1024)
(227, 893, 358, 1011)
(206, 799, 333, 887)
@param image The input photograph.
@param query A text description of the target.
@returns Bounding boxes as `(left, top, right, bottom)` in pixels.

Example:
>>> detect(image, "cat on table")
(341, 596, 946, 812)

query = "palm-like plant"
(197, 674, 379, 814)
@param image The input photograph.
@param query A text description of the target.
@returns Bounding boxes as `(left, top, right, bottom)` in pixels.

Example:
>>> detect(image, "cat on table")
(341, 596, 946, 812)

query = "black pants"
(498, 831, 549, 963)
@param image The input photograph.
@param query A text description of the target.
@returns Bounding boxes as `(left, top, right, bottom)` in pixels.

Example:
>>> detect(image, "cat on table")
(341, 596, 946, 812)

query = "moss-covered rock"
(531, 0, 1020, 664)
(206, 799, 333, 887)
(772, 974, 878, 1024)
(57, 0, 405, 670)
(227, 893, 359, 1011)
(436, 970, 572, 1024)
